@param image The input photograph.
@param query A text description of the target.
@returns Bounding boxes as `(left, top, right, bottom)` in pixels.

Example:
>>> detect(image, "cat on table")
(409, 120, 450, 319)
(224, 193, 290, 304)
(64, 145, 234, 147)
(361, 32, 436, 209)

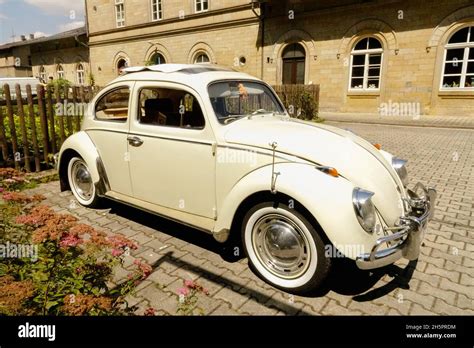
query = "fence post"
(72, 86, 81, 132)
(14, 84, 31, 172)
(37, 85, 50, 164)
(26, 85, 41, 172)
(46, 86, 58, 153)
(64, 85, 73, 135)
(0, 103, 9, 164)
(3, 84, 19, 169)
(54, 85, 66, 145)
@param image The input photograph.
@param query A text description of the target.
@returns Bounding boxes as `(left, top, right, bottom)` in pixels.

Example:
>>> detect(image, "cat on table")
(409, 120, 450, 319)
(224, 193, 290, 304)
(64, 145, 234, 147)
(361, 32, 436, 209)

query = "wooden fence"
(0, 84, 100, 171)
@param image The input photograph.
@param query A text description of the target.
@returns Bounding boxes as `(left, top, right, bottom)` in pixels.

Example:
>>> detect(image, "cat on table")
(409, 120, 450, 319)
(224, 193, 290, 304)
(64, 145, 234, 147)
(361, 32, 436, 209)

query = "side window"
(95, 87, 130, 122)
(138, 87, 205, 129)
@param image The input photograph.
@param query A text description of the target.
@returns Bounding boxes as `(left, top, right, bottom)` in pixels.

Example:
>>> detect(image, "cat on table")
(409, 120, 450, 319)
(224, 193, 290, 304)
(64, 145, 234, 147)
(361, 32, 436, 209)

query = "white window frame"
(57, 64, 65, 79)
(76, 64, 85, 85)
(348, 37, 383, 92)
(39, 66, 46, 82)
(115, 0, 125, 28)
(195, 0, 209, 13)
(440, 26, 474, 91)
(151, 0, 162, 21)
(194, 53, 210, 64)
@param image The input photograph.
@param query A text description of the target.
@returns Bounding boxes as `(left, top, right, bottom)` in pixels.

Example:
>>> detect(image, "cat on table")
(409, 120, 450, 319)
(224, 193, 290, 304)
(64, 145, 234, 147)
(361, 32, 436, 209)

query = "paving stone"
(239, 298, 279, 315)
(214, 286, 249, 309)
(417, 281, 456, 305)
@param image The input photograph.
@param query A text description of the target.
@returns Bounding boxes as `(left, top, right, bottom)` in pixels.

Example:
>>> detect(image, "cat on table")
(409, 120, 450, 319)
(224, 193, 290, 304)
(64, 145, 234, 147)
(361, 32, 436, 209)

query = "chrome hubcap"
(71, 160, 93, 201)
(252, 213, 310, 279)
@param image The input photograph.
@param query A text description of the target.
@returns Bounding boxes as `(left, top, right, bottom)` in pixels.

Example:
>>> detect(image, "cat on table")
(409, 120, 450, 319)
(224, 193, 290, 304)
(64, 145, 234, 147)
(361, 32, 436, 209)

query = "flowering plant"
(176, 279, 209, 316)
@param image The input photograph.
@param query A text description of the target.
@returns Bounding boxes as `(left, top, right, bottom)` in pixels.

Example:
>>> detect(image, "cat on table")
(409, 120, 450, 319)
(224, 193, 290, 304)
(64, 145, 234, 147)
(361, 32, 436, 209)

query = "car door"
(127, 81, 216, 220)
(86, 83, 134, 196)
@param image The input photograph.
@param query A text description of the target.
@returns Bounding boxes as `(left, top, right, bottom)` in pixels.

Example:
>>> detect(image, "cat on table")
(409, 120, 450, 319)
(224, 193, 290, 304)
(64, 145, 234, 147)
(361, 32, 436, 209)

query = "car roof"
(111, 64, 261, 87)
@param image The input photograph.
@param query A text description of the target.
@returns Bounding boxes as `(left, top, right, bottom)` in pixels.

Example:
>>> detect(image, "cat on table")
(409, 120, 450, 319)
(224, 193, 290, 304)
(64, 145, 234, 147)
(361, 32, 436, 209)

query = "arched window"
(282, 43, 306, 84)
(57, 64, 65, 79)
(150, 52, 166, 65)
(39, 66, 46, 83)
(117, 58, 128, 75)
(349, 37, 383, 90)
(194, 53, 210, 64)
(76, 63, 85, 85)
(441, 26, 474, 89)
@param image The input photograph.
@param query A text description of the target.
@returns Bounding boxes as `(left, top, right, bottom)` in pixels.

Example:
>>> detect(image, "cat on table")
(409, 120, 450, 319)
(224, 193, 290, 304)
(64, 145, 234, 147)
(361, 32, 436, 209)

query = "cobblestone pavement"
(28, 122, 473, 315)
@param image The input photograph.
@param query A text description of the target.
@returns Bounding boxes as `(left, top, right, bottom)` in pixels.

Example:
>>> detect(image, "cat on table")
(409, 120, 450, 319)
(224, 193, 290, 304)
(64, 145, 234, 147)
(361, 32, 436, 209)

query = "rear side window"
(95, 87, 130, 121)
(138, 87, 205, 129)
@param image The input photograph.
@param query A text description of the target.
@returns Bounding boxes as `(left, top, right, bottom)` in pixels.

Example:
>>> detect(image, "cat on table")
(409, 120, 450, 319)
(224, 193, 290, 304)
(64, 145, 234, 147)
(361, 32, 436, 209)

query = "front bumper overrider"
(356, 183, 436, 270)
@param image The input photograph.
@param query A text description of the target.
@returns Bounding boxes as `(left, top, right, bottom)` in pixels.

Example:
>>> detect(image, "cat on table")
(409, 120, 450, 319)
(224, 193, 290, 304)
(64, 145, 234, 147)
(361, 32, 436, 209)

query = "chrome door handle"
(127, 136, 144, 147)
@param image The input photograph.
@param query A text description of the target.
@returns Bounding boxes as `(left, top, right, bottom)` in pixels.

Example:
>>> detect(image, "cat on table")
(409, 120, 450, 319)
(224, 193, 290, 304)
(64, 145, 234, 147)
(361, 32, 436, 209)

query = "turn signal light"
(373, 143, 382, 150)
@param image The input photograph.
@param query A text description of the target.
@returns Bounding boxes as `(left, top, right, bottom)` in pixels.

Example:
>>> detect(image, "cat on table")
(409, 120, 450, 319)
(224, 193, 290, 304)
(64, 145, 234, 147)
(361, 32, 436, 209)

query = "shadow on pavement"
(106, 199, 418, 309)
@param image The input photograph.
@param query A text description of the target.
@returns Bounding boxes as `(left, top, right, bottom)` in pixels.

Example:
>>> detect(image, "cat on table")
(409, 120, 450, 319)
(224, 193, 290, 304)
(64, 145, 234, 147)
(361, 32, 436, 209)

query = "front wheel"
(67, 157, 100, 207)
(242, 202, 330, 294)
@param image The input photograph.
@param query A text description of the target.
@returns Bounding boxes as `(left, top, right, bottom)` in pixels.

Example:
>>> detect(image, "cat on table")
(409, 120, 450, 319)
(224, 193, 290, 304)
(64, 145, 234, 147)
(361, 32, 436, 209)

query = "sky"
(0, 0, 86, 44)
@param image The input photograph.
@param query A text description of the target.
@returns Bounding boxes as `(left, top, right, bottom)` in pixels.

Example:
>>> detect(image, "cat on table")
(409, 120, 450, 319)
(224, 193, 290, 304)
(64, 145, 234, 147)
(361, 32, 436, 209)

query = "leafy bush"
(0, 170, 153, 316)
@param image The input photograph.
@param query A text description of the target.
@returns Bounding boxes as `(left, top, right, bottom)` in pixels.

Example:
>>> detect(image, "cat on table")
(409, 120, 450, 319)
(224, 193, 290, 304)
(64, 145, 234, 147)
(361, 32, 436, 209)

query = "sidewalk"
(320, 112, 474, 129)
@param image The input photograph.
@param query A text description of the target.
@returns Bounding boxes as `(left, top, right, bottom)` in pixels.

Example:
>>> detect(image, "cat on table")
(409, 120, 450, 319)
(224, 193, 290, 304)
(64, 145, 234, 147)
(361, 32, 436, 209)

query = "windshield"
(208, 81, 286, 124)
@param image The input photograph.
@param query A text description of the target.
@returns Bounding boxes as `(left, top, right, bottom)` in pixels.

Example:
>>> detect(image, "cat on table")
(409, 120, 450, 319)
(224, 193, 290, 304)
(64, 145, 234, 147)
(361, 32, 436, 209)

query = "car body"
(57, 64, 436, 294)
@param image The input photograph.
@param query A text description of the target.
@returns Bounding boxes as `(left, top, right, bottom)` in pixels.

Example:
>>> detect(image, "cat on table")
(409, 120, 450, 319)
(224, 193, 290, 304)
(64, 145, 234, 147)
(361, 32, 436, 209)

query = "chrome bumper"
(356, 183, 436, 270)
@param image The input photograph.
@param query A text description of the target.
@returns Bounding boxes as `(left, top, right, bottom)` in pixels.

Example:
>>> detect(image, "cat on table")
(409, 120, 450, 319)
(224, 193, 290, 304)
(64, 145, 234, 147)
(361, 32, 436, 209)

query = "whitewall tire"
(67, 157, 100, 207)
(242, 202, 330, 294)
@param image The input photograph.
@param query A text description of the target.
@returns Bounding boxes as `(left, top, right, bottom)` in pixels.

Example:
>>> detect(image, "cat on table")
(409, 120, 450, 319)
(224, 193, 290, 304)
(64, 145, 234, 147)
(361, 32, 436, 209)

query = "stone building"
(0, 27, 90, 85)
(86, 0, 474, 116)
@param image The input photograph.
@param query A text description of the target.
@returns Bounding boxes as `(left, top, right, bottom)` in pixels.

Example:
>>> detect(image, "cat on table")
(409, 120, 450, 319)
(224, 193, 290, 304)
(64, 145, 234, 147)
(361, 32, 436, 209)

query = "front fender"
(58, 131, 103, 192)
(214, 163, 379, 259)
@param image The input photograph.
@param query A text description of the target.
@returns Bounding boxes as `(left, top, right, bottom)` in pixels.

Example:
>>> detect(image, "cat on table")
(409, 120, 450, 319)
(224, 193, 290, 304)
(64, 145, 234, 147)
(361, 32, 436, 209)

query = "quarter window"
(115, 0, 125, 27)
(151, 0, 162, 21)
(95, 87, 130, 122)
(441, 26, 474, 89)
(138, 87, 205, 129)
(349, 37, 383, 90)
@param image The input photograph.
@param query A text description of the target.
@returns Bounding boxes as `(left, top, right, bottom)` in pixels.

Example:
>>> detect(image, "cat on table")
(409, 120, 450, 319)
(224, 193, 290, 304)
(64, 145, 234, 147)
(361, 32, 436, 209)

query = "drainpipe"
(251, 0, 266, 79)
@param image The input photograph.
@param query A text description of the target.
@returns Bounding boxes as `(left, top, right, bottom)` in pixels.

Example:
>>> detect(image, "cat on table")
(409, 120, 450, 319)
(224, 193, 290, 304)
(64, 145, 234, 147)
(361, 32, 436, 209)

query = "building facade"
(86, 0, 474, 116)
(0, 28, 90, 86)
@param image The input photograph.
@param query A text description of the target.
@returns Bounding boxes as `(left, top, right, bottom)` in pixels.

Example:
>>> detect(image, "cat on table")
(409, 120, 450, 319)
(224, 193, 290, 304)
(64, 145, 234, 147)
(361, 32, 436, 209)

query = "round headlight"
(392, 157, 408, 187)
(352, 188, 376, 233)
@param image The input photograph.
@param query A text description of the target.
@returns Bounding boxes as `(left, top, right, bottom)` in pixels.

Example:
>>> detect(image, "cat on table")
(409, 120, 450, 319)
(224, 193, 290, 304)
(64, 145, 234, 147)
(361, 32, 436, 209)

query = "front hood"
(223, 116, 406, 226)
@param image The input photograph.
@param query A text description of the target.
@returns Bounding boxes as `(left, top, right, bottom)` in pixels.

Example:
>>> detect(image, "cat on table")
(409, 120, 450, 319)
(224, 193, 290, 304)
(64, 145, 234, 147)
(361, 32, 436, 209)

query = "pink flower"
(184, 279, 195, 289)
(0, 188, 4, 193)
(144, 307, 156, 316)
(178, 287, 189, 296)
(59, 233, 82, 249)
(112, 248, 124, 257)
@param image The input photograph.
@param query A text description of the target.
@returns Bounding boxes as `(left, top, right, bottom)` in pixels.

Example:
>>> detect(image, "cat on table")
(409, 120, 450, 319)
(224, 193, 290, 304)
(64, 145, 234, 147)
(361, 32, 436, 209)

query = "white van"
(0, 77, 44, 98)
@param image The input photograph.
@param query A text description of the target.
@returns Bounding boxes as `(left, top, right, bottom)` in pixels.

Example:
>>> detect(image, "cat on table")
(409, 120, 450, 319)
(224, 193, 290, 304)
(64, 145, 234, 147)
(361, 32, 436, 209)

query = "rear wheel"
(67, 157, 100, 207)
(242, 202, 330, 294)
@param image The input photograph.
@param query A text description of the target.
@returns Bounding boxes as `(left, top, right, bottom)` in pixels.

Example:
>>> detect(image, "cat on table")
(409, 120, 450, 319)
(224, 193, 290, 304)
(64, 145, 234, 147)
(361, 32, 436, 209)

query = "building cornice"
(89, 17, 259, 47)
(88, 3, 256, 39)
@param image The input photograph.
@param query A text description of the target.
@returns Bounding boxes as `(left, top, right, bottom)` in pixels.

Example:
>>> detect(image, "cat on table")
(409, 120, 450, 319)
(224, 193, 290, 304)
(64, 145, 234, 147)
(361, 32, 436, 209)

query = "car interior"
(139, 88, 205, 129)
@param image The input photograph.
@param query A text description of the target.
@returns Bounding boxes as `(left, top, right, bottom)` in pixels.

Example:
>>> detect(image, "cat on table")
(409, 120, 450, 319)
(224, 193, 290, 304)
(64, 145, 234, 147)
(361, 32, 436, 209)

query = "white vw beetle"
(58, 64, 436, 294)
